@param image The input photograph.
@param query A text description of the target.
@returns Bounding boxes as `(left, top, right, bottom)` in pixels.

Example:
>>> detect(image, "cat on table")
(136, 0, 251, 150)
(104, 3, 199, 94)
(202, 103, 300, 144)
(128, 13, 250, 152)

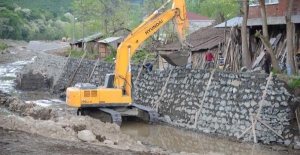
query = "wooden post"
(67, 50, 87, 87)
(193, 69, 215, 128)
(237, 72, 273, 140)
(251, 114, 257, 143)
(154, 67, 175, 112)
(134, 55, 148, 86)
(253, 115, 284, 139)
(87, 58, 100, 83)
(296, 109, 300, 133)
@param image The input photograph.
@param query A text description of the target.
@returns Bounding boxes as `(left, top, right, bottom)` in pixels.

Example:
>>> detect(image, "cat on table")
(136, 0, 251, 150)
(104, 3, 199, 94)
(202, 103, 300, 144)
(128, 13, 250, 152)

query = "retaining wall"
(22, 51, 68, 89)
(22, 55, 299, 145)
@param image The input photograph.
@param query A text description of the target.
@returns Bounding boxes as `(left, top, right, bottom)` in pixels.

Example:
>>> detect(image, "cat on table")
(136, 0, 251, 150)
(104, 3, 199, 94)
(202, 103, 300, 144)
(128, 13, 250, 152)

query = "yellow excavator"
(66, 0, 191, 125)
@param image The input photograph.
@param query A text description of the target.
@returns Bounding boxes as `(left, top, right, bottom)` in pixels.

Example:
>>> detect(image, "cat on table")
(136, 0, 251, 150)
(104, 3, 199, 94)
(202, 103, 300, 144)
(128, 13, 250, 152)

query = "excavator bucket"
(159, 51, 189, 67)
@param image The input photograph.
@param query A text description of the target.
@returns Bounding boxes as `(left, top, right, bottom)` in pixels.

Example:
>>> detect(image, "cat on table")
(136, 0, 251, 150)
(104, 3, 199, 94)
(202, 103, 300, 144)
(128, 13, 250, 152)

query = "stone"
(232, 88, 237, 93)
(241, 109, 247, 115)
(137, 141, 142, 145)
(280, 102, 288, 106)
(245, 89, 250, 93)
(284, 140, 291, 146)
(104, 140, 114, 145)
(78, 130, 96, 142)
(276, 96, 282, 102)
(244, 102, 250, 108)
(203, 73, 210, 79)
(164, 115, 172, 123)
(231, 80, 241, 87)
(274, 103, 279, 108)
(240, 66, 248, 72)
(250, 100, 257, 107)
(214, 123, 220, 130)
(294, 136, 300, 149)
(221, 118, 227, 124)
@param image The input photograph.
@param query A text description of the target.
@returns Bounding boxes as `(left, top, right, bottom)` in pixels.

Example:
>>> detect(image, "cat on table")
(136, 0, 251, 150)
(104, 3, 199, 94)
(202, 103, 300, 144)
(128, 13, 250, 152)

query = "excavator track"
(77, 108, 122, 126)
(77, 104, 159, 126)
(131, 103, 159, 124)
(98, 108, 122, 126)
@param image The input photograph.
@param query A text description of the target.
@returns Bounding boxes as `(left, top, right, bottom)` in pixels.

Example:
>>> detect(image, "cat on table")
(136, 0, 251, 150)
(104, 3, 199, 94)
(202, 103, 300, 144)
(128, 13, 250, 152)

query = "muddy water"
(0, 58, 36, 94)
(121, 121, 282, 155)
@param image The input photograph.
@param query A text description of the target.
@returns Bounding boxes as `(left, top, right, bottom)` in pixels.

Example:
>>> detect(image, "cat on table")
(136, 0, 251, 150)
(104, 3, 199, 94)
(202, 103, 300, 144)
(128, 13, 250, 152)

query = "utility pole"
(73, 17, 77, 43)
(81, 0, 84, 51)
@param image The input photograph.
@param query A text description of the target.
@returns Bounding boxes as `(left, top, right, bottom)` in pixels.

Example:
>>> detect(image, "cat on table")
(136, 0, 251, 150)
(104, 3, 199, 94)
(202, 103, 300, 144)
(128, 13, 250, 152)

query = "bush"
(0, 42, 8, 50)
(288, 78, 300, 89)
(66, 49, 98, 59)
(131, 50, 156, 64)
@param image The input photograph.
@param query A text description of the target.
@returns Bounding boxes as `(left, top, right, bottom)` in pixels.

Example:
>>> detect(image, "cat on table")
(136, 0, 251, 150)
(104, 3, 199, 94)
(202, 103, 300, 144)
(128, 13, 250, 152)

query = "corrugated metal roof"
(98, 37, 122, 43)
(214, 17, 243, 28)
(157, 27, 228, 51)
(70, 32, 103, 45)
(248, 14, 300, 26)
(215, 15, 300, 28)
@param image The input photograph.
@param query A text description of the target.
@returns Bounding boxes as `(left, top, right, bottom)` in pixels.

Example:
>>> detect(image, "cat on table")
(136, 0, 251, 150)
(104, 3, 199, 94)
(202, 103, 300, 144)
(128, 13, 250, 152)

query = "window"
(250, 0, 279, 6)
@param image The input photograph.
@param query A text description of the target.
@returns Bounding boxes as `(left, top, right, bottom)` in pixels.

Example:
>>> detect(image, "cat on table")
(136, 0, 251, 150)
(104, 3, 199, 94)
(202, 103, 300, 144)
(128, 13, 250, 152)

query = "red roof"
(187, 11, 212, 21)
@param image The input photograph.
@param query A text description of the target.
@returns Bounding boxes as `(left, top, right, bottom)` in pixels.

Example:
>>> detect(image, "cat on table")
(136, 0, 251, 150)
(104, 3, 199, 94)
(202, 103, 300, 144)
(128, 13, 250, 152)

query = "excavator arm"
(114, 0, 191, 91)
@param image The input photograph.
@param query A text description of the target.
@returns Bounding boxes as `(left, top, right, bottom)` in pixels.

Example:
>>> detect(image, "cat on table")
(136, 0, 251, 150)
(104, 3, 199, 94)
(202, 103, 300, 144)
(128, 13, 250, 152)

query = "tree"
(241, 0, 251, 69)
(258, 0, 269, 40)
(286, 0, 295, 74)
(186, 0, 204, 14)
(72, 0, 131, 36)
(199, 0, 239, 22)
(257, 0, 280, 71)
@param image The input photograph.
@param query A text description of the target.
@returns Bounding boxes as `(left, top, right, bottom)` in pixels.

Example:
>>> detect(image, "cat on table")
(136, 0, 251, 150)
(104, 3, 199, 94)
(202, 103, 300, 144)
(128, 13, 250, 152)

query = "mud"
(0, 97, 148, 152)
(0, 127, 148, 155)
(121, 121, 294, 155)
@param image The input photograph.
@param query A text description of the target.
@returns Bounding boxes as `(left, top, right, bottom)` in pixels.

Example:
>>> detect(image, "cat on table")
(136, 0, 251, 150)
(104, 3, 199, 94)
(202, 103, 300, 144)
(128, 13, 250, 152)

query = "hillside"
(1, 0, 73, 14)
(1, 0, 144, 14)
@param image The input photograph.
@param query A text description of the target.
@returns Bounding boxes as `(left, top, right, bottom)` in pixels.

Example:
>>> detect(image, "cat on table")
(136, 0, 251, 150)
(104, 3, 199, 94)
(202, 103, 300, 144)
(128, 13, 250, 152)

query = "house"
(187, 11, 214, 33)
(215, 0, 300, 71)
(98, 37, 123, 59)
(70, 32, 103, 52)
(157, 27, 229, 70)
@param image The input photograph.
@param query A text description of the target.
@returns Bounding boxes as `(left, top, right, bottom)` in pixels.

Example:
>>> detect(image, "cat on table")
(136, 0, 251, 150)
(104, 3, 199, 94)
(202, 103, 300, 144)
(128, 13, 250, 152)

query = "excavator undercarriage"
(77, 103, 159, 126)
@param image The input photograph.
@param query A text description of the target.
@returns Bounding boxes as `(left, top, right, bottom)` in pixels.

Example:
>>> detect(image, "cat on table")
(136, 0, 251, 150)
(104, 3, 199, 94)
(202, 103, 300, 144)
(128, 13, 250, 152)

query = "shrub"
(288, 78, 300, 89)
(0, 42, 8, 50)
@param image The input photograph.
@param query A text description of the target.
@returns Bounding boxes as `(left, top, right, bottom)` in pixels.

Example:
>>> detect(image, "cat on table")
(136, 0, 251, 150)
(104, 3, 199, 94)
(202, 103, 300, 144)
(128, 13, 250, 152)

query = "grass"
(65, 50, 98, 59)
(0, 42, 8, 50)
(288, 78, 300, 89)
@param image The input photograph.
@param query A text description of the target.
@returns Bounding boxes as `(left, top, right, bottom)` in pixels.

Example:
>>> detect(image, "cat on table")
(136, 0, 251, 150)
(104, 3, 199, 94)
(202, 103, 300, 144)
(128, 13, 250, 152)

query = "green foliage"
(199, 0, 239, 20)
(66, 49, 97, 59)
(104, 43, 117, 62)
(288, 78, 300, 89)
(131, 50, 156, 64)
(0, 42, 8, 50)
(1, 0, 73, 14)
(0, 3, 69, 41)
(0, 7, 23, 39)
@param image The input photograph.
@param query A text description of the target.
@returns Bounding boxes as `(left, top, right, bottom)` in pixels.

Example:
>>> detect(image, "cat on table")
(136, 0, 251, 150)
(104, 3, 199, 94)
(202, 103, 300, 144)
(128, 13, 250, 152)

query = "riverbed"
(0, 45, 291, 155)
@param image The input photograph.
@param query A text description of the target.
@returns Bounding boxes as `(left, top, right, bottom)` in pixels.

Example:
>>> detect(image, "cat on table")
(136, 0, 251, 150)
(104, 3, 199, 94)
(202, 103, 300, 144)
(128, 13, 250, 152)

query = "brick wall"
(249, 0, 300, 19)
